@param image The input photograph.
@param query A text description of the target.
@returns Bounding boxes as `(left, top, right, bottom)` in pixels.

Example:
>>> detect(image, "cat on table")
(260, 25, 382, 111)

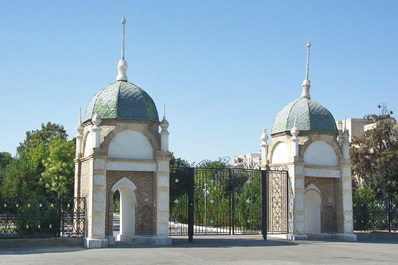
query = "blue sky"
(1, 0, 397, 164)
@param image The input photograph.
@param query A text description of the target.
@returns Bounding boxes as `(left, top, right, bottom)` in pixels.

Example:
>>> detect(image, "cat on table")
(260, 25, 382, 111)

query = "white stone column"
(342, 130, 350, 159)
(290, 126, 299, 157)
(160, 117, 169, 151)
(76, 122, 84, 156)
(154, 151, 172, 245)
(292, 159, 306, 239)
(340, 129, 355, 239)
(74, 122, 84, 198)
(92, 114, 102, 149)
(84, 154, 108, 248)
(260, 129, 269, 166)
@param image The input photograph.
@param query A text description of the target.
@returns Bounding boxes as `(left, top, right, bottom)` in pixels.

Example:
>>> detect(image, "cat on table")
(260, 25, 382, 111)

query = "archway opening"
(110, 177, 137, 243)
(304, 189, 321, 235)
(112, 190, 120, 239)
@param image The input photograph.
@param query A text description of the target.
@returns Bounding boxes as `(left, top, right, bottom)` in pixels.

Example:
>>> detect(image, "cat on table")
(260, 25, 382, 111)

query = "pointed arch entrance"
(304, 185, 321, 235)
(111, 177, 137, 243)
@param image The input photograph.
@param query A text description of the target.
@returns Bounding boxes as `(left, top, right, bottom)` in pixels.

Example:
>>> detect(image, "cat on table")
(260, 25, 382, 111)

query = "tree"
(1, 122, 75, 197)
(40, 135, 75, 197)
(0, 152, 13, 187)
(17, 122, 67, 154)
(351, 105, 398, 198)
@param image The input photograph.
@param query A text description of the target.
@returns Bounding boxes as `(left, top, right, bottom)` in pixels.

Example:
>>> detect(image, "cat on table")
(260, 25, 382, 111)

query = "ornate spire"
(116, 16, 128, 81)
(160, 104, 169, 131)
(121, 16, 126, 60)
(160, 104, 170, 152)
(305, 40, 311, 81)
(301, 40, 311, 99)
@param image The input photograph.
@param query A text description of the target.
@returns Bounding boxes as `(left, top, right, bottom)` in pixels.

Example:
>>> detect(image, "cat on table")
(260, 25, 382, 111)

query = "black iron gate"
(169, 167, 288, 239)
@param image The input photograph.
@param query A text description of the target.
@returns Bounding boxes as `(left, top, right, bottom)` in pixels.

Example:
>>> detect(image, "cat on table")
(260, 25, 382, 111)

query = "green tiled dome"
(271, 97, 338, 135)
(84, 81, 159, 122)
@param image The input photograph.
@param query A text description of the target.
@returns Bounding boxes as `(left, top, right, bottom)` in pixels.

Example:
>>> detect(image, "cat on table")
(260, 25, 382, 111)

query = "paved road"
(1, 236, 397, 265)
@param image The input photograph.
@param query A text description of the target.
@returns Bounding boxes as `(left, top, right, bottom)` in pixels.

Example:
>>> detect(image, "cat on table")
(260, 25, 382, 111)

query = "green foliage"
(113, 190, 120, 213)
(169, 152, 190, 209)
(351, 105, 398, 199)
(17, 122, 67, 155)
(353, 186, 375, 199)
(1, 157, 37, 196)
(1, 122, 75, 197)
(40, 135, 75, 197)
(0, 152, 13, 169)
(0, 152, 13, 189)
(169, 152, 190, 168)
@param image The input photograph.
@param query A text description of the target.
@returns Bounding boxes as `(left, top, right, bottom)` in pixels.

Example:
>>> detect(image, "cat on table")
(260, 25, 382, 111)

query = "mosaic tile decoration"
(84, 81, 159, 122)
(271, 97, 338, 135)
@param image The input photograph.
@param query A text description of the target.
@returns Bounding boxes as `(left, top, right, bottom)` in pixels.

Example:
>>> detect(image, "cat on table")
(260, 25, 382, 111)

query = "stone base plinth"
(83, 237, 109, 248)
(107, 236, 115, 245)
(132, 236, 172, 246)
(117, 234, 134, 243)
(286, 234, 308, 240)
(318, 233, 357, 242)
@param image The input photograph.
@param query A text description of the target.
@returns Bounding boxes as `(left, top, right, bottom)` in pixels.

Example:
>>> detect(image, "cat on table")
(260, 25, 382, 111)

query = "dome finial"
(160, 104, 169, 131)
(121, 15, 126, 60)
(305, 40, 311, 81)
(301, 40, 311, 99)
(116, 16, 128, 81)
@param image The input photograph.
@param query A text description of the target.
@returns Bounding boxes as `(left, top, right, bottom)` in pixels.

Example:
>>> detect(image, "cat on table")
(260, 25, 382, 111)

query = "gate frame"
(174, 167, 288, 242)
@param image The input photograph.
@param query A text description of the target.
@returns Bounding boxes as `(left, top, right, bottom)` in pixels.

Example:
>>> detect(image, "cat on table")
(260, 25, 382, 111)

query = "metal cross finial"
(121, 16, 126, 60)
(305, 40, 311, 80)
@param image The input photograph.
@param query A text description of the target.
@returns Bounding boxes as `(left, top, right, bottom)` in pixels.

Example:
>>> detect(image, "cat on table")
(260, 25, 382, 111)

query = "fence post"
(388, 198, 392, 233)
(261, 170, 267, 240)
(231, 168, 235, 235)
(58, 196, 62, 237)
(188, 167, 194, 242)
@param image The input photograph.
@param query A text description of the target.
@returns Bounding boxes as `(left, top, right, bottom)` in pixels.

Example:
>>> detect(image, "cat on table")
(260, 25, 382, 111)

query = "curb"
(0, 237, 83, 248)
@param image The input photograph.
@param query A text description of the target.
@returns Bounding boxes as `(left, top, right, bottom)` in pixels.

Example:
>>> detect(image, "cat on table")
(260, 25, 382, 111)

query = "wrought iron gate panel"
(194, 168, 231, 234)
(169, 167, 289, 236)
(231, 169, 262, 234)
(267, 170, 289, 233)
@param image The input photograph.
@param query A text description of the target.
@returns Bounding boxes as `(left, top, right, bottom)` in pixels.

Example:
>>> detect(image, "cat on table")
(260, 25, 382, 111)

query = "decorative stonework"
(111, 177, 137, 192)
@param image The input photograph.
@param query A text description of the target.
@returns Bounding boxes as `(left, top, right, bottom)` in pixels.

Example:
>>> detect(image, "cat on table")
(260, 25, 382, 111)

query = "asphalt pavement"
(1, 235, 398, 265)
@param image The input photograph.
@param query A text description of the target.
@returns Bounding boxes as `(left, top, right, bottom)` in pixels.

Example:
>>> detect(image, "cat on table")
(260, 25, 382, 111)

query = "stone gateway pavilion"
(254, 41, 355, 241)
(74, 18, 356, 248)
(74, 17, 171, 248)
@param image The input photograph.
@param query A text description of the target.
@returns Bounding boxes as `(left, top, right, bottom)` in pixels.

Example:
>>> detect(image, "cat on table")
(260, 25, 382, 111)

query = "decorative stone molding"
(304, 183, 321, 194)
(111, 177, 137, 192)
(101, 123, 160, 158)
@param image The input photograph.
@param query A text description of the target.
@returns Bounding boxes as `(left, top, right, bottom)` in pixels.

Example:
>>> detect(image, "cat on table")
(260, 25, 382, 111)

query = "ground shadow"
(111, 235, 298, 249)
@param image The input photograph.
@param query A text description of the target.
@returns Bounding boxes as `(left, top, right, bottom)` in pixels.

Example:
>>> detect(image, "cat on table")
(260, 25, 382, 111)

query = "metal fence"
(353, 198, 397, 232)
(0, 196, 86, 238)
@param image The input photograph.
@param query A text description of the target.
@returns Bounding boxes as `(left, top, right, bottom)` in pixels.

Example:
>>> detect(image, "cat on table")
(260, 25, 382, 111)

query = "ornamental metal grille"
(353, 198, 397, 232)
(267, 170, 289, 233)
(0, 197, 86, 238)
(169, 167, 289, 237)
